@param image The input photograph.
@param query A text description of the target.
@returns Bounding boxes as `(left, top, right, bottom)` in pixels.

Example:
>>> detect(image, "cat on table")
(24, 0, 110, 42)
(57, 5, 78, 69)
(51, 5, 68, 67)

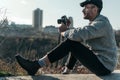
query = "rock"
(0, 74, 101, 80)
(100, 70, 120, 80)
(0, 70, 120, 80)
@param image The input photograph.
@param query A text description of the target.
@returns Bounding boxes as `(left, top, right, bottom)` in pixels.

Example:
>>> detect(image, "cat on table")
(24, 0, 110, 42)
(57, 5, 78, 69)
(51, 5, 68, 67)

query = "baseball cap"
(80, 0, 103, 10)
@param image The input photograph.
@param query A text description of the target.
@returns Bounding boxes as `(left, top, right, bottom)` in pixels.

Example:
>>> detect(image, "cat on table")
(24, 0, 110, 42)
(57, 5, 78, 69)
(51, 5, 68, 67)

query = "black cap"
(80, 0, 103, 11)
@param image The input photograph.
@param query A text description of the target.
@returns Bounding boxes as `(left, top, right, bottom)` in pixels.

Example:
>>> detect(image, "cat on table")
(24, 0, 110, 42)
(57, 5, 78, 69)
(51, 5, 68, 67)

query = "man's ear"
(94, 7, 99, 14)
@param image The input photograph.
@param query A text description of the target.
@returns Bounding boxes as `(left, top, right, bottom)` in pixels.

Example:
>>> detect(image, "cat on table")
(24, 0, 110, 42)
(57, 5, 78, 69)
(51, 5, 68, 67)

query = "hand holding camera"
(57, 15, 71, 32)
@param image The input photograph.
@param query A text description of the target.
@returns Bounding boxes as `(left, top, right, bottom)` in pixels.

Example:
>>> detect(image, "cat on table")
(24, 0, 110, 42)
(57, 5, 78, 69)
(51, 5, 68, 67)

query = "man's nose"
(82, 8, 86, 13)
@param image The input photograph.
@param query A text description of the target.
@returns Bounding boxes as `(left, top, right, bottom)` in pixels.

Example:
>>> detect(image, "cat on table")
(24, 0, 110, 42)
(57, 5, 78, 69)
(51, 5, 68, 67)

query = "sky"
(0, 0, 120, 30)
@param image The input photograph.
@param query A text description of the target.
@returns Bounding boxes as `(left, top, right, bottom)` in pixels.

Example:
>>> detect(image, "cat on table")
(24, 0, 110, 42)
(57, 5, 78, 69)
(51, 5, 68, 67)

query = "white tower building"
(33, 8, 43, 31)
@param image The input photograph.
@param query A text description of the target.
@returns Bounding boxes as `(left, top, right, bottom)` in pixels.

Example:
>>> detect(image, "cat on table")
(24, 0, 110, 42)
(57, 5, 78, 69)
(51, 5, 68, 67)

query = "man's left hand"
(58, 23, 68, 32)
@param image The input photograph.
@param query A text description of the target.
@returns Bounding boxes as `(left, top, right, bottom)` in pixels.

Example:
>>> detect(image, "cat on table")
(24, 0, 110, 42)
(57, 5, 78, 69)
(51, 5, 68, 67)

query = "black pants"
(47, 39, 111, 76)
(65, 53, 78, 69)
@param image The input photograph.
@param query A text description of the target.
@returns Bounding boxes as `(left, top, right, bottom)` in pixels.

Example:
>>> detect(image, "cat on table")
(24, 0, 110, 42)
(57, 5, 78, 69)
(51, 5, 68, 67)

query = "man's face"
(82, 4, 98, 21)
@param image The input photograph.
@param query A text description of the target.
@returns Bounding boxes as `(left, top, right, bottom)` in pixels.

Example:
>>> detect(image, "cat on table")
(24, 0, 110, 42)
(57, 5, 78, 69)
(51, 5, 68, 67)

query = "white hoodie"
(64, 15, 118, 72)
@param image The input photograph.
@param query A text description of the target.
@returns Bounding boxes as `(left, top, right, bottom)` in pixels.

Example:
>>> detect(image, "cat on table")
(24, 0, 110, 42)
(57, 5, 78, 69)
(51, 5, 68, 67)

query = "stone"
(0, 74, 101, 80)
(100, 70, 120, 80)
(0, 70, 120, 80)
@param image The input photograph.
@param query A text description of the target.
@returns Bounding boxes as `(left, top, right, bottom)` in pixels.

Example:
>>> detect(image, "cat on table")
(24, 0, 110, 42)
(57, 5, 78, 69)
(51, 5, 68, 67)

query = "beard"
(83, 11, 91, 19)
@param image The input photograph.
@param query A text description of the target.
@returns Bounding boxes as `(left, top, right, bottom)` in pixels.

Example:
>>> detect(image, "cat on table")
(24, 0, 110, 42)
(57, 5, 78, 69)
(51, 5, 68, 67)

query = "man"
(16, 0, 118, 76)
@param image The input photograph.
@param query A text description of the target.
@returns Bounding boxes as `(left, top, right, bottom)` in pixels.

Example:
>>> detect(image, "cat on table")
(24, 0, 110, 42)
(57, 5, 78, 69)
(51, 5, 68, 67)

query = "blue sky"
(0, 0, 120, 30)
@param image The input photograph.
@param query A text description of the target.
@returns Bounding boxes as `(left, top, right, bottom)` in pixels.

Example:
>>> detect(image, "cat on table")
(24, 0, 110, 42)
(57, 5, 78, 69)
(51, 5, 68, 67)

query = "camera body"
(57, 15, 68, 25)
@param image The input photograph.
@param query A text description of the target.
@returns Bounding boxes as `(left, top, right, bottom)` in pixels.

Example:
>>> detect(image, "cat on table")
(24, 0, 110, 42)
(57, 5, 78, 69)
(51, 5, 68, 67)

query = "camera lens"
(57, 19, 62, 24)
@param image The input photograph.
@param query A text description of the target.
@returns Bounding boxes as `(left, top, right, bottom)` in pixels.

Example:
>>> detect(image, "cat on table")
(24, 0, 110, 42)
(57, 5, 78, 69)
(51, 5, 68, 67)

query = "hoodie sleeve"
(64, 19, 107, 42)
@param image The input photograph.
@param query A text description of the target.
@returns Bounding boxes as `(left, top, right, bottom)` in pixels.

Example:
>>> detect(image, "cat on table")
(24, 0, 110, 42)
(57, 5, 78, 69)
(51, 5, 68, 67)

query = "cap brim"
(80, 1, 91, 7)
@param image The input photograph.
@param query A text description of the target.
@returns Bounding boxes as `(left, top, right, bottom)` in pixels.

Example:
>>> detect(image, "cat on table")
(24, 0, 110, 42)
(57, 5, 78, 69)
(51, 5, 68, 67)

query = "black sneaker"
(15, 54, 41, 75)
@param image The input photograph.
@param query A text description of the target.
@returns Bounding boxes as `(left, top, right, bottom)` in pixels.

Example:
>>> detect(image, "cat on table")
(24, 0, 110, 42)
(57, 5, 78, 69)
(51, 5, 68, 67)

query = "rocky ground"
(0, 70, 120, 80)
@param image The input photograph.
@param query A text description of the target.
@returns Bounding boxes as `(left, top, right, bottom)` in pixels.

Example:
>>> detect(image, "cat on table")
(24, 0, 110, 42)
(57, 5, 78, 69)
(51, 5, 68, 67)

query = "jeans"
(47, 39, 111, 76)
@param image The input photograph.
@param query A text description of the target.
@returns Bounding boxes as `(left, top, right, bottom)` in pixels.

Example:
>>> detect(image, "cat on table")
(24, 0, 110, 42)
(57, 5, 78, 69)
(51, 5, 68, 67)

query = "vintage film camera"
(57, 15, 69, 25)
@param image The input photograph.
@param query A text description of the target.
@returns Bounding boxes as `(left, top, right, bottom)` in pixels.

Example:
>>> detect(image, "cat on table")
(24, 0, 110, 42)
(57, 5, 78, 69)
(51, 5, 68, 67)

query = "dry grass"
(0, 59, 93, 76)
(0, 58, 120, 76)
(0, 50, 120, 76)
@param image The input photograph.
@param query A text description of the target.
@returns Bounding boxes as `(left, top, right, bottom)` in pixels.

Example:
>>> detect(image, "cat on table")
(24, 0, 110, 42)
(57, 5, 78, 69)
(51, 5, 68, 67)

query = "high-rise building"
(33, 8, 43, 31)
(68, 17, 74, 29)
